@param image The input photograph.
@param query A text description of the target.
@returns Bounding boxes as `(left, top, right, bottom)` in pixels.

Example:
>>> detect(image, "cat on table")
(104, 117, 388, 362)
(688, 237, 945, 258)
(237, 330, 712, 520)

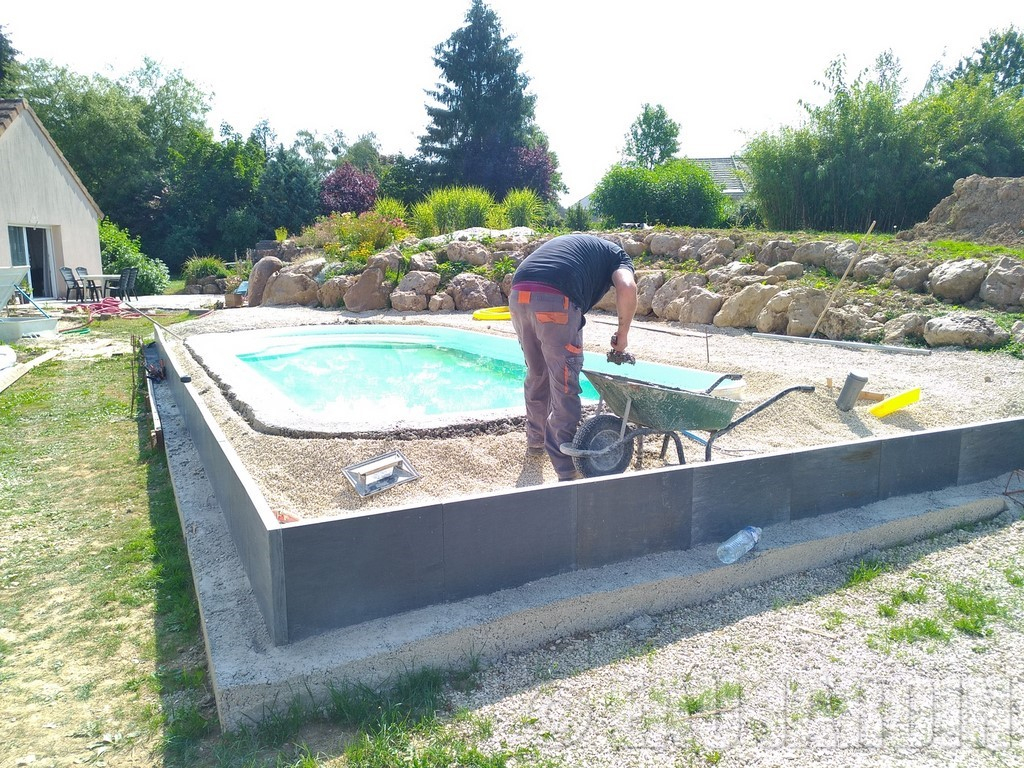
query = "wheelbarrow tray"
(582, 369, 741, 432)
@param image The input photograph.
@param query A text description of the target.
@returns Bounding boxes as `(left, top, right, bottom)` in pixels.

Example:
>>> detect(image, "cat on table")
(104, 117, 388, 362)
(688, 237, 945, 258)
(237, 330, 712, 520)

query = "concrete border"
(160, 382, 1009, 729)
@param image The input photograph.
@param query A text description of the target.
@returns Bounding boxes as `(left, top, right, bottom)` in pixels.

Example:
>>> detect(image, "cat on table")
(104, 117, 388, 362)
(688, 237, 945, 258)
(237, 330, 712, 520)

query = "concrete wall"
(0, 104, 102, 291)
(155, 329, 1024, 645)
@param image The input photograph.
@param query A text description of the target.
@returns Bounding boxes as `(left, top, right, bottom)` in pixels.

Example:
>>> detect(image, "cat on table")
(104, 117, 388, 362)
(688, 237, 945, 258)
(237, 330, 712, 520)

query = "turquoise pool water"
(187, 324, 742, 434)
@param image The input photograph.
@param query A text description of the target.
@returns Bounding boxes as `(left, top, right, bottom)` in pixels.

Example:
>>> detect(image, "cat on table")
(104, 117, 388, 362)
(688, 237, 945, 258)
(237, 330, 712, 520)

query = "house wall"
(0, 111, 102, 292)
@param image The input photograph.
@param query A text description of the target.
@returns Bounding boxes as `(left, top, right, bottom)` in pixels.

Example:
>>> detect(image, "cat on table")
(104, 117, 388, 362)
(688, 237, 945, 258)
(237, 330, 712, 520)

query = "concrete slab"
(159, 387, 1012, 731)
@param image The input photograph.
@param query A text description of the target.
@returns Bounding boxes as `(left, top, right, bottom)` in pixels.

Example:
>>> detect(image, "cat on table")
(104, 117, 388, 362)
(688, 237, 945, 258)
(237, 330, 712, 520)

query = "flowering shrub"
(294, 211, 406, 262)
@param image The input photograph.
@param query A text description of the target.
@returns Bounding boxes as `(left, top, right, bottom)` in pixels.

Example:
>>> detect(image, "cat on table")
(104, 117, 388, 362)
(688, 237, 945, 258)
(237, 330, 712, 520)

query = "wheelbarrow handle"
(702, 373, 744, 395)
(704, 384, 816, 461)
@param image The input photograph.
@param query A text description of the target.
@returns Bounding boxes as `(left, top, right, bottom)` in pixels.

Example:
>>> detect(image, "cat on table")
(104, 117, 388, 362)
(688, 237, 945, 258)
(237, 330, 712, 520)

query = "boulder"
(246, 256, 284, 306)
(318, 275, 356, 309)
(367, 246, 404, 272)
(882, 312, 927, 344)
(824, 240, 861, 277)
(390, 290, 429, 312)
(262, 271, 321, 307)
(706, 261, 757, 289)
(396, 270, 441, 296)
(978, 256, 1024, 309)
(755, 287, 828, 337)
(926, 259, 989, 303)
(648, 232, 687, 257)
(713, 283, 782, 328)
(1012, 319, 1024, 344)
(342, 267, 391, 312)
(764, 261, 804, 280)
(635, 271, 667, 316)
(852, 254, 890, 281)
(651, 273, 706, 318)
(923, 313, 1010, 349)
(756, 239, 796, 267)
(667, 287, 723, 324)
(410, 251, 438, 272)
(285, 257, 326, 280)
(429, 292, 456, 311)
(792, 241, 832, 267)
(817, 306, 883, 342)
(446, 240, 492, 266)
(892, 262, 933, 292)
(448, 272, 503, 311)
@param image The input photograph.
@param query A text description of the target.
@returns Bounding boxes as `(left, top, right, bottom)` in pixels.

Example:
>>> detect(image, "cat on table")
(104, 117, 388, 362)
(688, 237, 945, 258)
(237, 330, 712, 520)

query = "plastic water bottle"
(716, 526, 762, 564)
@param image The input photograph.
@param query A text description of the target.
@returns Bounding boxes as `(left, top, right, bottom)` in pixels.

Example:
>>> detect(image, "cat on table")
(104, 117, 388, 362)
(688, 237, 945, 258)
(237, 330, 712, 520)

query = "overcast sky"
(5, 1, 1021, 205)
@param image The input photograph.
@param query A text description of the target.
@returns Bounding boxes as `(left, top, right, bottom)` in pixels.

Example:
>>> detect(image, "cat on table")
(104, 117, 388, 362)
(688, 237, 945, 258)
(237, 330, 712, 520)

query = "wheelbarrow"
(560, 369, 815, 478)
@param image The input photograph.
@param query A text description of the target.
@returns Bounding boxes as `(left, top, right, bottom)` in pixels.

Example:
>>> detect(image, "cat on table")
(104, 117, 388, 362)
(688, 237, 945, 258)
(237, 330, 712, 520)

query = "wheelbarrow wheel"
(572, 414, 635, 477)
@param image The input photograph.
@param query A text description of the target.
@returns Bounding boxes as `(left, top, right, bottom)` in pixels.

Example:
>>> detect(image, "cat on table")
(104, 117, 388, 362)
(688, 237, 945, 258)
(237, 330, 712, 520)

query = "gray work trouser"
(509, 288, 584, 479)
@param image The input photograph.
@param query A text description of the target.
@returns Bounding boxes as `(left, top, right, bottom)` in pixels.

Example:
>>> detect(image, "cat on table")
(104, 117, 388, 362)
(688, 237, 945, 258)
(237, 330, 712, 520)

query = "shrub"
(564, 202, 591, 231)
(98, 218, 170, 297)
(489, 255, 517, 283)
(373, 196, 408, 223)
(437, 260, 470, 288)
(294, 211, 405, 258)
(502, 188, 543, 228)
(411, 187, 500, 237)
(591, 160, 727, 228)
(275, 226, 288, 242)
(181, 255, 229, 284)
(320, 162, 379, 215)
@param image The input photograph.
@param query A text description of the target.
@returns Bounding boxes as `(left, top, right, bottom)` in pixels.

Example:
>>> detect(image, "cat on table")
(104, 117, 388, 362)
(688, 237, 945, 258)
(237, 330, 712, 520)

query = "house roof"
(690, 157, 749, 199)
(0, 98, 104, 219)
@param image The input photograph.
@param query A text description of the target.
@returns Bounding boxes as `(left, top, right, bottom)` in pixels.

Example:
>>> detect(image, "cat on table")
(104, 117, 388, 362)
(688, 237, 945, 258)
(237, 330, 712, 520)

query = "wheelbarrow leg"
(659, 433, 686, 465)
(705, 385, 815, 461)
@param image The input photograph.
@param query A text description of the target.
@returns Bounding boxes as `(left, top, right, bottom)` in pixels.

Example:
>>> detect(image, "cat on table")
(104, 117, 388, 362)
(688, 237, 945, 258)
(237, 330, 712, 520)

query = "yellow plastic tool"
(472, 306, 511, 321)
(869, 387, 920, 418)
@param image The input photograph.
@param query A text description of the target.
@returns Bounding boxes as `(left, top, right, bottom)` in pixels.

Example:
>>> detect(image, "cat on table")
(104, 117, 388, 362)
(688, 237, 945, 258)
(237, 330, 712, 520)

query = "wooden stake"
(809, 220, 876, 339)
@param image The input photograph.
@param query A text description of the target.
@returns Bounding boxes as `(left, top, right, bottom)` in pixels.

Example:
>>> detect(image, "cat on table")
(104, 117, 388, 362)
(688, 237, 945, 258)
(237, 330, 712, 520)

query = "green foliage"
(0, 24, 19, 98)
(294, 211, 405, 260)
(502, 187, 543, 228)
(489, 255, 517, 282)
(948, 25, 1024, 94)
(564, 202, 591, 231)
(744, 47, 1024, 232)
(180, 255, 228, 283)
(591, 160, 725, 228)
(844, 559, 888, 588)
(274, 227, 288, 242)
(437, 260, 470, 288)
(98, 219, 170, 296)
(410, 186, 500, 237)
(418, 0, 538, 199)
(373, 196, 408, 223)
(623, 103, 680, 169)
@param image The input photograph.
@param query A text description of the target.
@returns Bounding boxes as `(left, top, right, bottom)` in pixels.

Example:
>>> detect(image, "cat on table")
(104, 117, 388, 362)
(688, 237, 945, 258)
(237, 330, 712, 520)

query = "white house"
(0, 98, 103, 299)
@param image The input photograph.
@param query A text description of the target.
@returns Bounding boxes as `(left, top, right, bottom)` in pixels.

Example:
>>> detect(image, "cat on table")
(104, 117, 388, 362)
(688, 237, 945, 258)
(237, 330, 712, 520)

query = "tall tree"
(0, 24, 18, 98)
(623, 103, 679, 169)
(949, 26, 1024, 95)
(418, 0, 537, 198)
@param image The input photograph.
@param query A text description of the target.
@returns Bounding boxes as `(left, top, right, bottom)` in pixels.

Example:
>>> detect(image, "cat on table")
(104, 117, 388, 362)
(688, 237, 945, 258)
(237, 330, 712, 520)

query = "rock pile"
(238, 179, 1024, 352)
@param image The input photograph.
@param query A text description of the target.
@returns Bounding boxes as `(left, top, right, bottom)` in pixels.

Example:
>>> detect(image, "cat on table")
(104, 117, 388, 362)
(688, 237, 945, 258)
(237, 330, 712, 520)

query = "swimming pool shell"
(185, 323, 745, 438)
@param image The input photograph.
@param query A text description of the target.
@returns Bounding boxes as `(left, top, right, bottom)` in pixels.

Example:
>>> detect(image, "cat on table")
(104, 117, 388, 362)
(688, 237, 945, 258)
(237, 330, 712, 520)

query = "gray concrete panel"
(879, 429, 961, 499)
(576, 467, 692, 569)
(691, 454, 793, 545)
(790, 442, 881, 519)
(958, 417, 1024, 484)
(442, 485, 577, 602)
(281, 505, 444, 639)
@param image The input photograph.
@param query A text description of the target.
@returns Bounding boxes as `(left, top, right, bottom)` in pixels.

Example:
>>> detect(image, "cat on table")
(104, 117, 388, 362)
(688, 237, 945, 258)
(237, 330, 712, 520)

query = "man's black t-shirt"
(512, 234, 634, 312)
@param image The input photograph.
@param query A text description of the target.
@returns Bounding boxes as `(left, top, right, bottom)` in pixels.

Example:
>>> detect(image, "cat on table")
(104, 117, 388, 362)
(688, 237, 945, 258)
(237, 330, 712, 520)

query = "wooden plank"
(0, 349, 59, 394)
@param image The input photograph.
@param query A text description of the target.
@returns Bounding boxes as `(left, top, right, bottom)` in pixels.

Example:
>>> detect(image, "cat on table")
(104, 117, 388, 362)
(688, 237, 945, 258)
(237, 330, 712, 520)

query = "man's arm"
(610, 268, 637, 352)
